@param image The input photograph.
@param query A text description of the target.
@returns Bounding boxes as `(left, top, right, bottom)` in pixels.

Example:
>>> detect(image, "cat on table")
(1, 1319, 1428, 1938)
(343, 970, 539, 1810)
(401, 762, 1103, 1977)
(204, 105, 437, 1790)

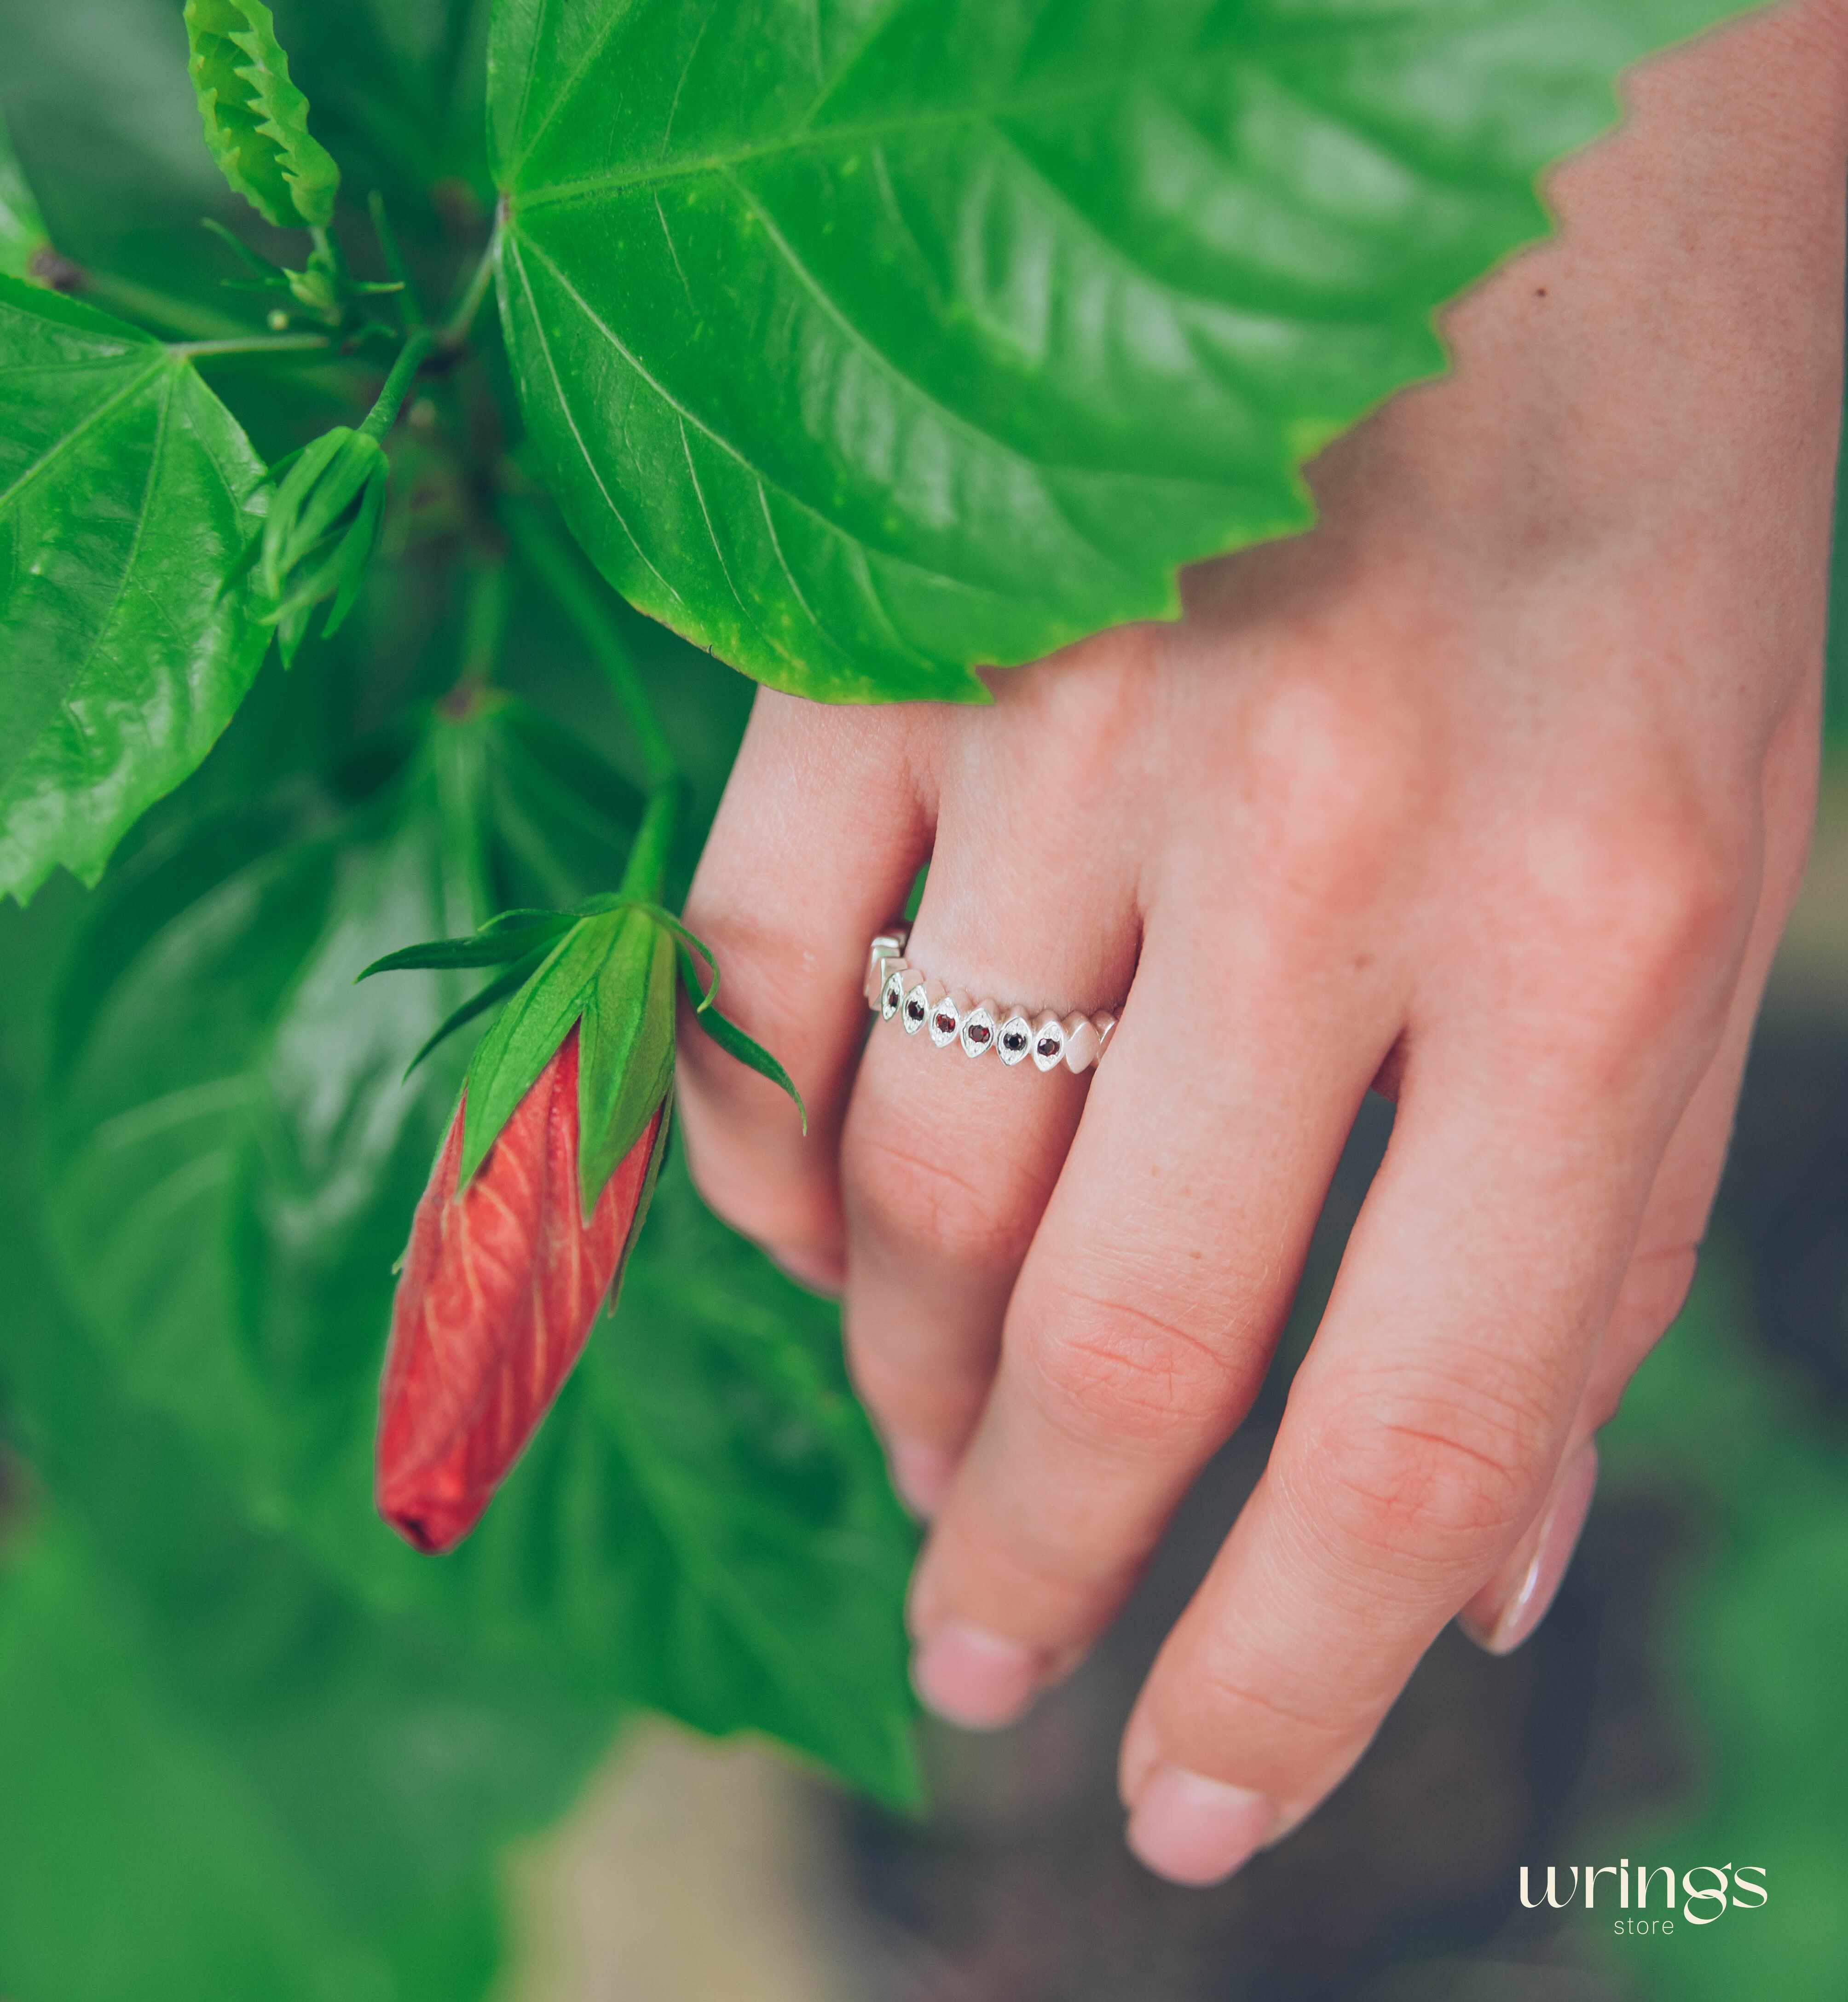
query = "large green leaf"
(0, 278, 270, 903)
(590, 1147, 921, 1800)
(41, 725, 490, 1509)
(37, 701, 921, 1804)
(492, 0, 1738, 701)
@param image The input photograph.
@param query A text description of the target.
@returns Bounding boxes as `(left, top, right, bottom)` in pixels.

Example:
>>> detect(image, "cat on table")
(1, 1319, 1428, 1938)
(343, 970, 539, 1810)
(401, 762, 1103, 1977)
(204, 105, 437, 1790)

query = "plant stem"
(500, 493, 679, 790)
(168, 333, 335, 359)
(367, 191, 426, 328)
(457, 558, 509, 690)
(440, 222, 501, 349)
(82, 271, 253, 341)
(617, 781, 683, 904)
(308, 224, 346, 282)
(358, 329, 437, 442)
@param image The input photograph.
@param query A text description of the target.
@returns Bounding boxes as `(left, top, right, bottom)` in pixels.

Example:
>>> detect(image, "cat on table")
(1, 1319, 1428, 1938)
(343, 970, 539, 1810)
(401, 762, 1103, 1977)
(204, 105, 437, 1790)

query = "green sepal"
(624, 905, 717, 1009)
(319, 468, 385, 636)
(399, 946, 551, 1080)
(258, 429, 381, 593)
(676, 948, 806, 1135)
(184, 0, 340, 231)
(356, 912, 573, 980)
(455, 918, 613, 1189)
(576, 912, 678, 1217)
(620, 1094, 675, 1270)
(252, 426, 389, 664)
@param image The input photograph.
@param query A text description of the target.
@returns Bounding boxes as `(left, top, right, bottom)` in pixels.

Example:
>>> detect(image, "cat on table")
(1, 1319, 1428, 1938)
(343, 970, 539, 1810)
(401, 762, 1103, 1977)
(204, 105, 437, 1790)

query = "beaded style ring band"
(863, 927, 1118, 1076)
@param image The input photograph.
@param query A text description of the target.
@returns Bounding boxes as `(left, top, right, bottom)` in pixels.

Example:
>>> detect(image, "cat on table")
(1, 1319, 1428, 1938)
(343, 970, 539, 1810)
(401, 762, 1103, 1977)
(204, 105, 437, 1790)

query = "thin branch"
(440, 215, 502, 349)
(617, 779, 683, 904)
(357, 329, 437, 442)
(167, 333, 334, 359)
(457, 557, 510, 690)
(368, 191, 426, 329)
(81, 271, 252, 341)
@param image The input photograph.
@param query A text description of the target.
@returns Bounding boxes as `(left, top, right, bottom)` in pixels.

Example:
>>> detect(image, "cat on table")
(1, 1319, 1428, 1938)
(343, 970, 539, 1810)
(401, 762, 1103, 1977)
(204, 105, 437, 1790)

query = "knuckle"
(1015, 1275, 1244, 1453)
(999, 626, 1161, 758)
(1234, 674, 1431, 925)
(1517, 793, 1753, 1035)
(1609, 1242, 1700, 1351)
(953, 631, 1160, 830)
(841, 1333, 982, 1443)
(1185, 1661, 1357, 1747)
(1290, 1371, 1554, 1570)
(930, 1506, 1144, 1627)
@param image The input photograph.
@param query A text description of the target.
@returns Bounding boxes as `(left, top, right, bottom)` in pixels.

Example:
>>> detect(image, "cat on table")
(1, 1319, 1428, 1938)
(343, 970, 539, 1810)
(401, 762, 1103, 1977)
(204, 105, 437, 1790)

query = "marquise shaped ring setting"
(863, 927, 1119, 1076)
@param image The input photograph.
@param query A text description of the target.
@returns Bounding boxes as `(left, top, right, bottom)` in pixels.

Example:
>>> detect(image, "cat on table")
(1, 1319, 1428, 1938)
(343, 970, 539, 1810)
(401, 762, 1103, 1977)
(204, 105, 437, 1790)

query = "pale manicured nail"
(1126, 1766, 1275, 1887)
(887, 1438, 955, 1518)
(911, 1622, 1043, 1730)
(1462, 1439, 1599, 1656)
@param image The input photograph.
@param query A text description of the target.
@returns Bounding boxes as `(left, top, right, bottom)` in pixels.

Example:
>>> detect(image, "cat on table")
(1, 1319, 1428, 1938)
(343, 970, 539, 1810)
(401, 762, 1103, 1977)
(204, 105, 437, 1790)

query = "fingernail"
(887, 1438, 955, 1519)
(911, 1622, 1044, 1730)
(1462, 1439, 1599, 1656)
(1126, 1766, 1275, 1887)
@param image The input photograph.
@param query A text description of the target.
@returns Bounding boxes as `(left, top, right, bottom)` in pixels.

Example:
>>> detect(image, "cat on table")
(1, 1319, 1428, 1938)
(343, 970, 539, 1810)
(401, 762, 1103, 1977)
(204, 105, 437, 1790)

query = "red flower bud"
(376, 1025, 664, 1554)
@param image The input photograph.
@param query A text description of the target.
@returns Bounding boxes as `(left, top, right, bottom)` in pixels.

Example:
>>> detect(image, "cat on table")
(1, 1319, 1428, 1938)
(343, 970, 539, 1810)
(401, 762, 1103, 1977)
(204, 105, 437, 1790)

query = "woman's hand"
(675, 0, 1847, 1884)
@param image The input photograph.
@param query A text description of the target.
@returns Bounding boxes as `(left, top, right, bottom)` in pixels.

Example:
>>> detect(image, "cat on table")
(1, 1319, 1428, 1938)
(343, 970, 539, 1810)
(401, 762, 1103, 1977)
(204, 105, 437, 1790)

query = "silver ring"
(863, 927, 1118, 1075)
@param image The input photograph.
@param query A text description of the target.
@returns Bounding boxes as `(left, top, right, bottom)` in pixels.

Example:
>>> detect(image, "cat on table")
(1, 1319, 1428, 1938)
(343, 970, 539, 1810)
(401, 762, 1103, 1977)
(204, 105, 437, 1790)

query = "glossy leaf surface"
(185, 0, 341, 230)
(0, 279, 269, 903)
(40, 719, 495, 1507)
(492, 0, 1737, 701)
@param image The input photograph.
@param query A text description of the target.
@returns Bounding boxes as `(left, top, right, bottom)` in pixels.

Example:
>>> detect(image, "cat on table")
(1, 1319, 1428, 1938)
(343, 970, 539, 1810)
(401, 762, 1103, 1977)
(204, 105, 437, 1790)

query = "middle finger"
(839, 724, 1143, 1516)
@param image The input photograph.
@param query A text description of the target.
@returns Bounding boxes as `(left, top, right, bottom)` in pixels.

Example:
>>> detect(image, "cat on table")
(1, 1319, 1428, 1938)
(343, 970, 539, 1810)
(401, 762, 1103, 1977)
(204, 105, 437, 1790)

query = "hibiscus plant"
(0, 0, 1740, 1995)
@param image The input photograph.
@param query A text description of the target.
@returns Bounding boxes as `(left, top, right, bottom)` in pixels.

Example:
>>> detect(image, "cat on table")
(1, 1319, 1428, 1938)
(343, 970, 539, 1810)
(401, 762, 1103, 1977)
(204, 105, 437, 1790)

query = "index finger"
(677, 691, 932, 1289)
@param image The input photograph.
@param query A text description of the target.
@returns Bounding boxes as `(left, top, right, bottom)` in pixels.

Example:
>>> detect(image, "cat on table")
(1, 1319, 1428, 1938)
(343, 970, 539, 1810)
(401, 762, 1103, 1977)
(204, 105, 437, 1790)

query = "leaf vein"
(0, 355, 165, 517)
(676, 420, 795, 671)
(517, 231, 1030, 608)
(720, 166, 1124, 569)
(504, 234, 689, 613)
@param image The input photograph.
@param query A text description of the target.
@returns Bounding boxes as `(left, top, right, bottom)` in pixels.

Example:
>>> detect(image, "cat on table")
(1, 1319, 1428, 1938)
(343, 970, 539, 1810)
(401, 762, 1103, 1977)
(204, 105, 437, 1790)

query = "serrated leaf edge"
(185, 0, 340, 231)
